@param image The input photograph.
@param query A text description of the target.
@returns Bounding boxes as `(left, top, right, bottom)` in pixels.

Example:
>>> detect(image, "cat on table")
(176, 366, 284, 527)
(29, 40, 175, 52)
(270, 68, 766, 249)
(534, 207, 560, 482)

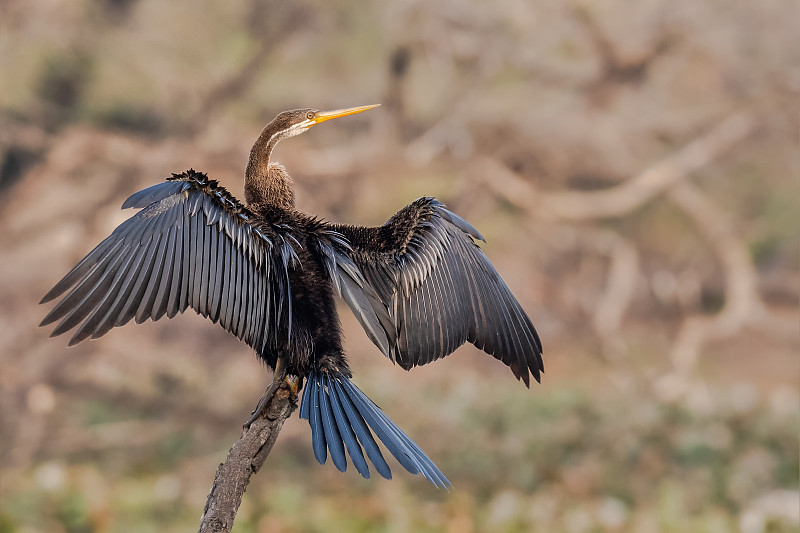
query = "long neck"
(244, 125, 296, 209)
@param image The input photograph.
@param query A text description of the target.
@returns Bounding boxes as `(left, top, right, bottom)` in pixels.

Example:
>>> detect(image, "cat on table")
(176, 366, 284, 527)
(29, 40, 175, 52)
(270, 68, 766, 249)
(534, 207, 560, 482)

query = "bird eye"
(306, 111, 315, 120)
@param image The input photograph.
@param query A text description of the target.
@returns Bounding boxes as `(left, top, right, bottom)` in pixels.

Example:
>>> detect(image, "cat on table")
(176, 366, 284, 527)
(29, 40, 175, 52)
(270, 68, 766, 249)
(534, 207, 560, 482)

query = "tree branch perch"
(197, 383, 298, 533)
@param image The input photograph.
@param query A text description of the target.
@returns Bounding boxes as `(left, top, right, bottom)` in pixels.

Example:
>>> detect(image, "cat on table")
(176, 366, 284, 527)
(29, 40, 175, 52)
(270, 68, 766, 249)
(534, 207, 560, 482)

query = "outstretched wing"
(330, 198, 543, 387)
(40, 169, 296, 355)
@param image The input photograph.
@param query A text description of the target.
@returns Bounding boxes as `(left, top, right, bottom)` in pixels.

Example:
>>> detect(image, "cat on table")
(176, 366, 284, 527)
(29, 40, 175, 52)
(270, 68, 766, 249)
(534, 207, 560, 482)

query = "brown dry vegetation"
(0, 1, 798, 532)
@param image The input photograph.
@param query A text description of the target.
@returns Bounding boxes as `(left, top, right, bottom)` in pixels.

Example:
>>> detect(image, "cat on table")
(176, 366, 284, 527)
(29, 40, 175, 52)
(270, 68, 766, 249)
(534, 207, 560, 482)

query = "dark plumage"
(40, 105, 543, 488)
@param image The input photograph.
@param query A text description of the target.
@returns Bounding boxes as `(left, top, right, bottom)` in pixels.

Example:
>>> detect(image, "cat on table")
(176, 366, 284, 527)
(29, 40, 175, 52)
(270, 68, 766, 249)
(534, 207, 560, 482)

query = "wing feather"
(137, 233, 168, 324)
(151, 224, 177, 321)
(74, 246, 140, 342)
(62, 248, 130, 344)
(330, 197, 543, 386)
(93, 243, 148, 336)
(40, 170, 296, 357)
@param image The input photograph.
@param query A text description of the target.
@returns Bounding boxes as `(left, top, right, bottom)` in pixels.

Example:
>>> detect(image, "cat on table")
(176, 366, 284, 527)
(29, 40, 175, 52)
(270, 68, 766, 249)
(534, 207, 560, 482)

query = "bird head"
(269, 104, 380, 141)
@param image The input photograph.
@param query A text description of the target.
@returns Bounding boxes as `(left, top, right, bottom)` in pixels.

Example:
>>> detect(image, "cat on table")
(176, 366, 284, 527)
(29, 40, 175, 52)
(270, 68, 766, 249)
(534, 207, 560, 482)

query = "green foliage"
(3, 387, 797, 532)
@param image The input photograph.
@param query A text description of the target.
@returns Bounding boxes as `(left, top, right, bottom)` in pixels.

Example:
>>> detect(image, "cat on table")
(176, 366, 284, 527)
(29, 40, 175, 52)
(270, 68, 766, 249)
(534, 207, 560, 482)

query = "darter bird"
(40, 104, 543, 487)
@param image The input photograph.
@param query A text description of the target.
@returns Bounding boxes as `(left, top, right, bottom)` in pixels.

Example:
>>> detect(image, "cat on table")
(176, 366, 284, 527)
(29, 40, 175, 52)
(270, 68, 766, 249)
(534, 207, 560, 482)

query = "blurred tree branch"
(473, 111, 755, 221)
(198, 383, 297, 533)
(574, 4, 675, 100)
(470, 109, 780, 394)
(188, 0, 308, 135)
(576, 227, 640, 337)
(654, 180, 772, 399)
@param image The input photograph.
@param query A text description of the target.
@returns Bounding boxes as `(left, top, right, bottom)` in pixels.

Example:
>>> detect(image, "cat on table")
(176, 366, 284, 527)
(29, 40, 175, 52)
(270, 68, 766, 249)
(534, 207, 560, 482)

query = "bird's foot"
(285, 374, 302, 396)
(244, 374, 302, 428)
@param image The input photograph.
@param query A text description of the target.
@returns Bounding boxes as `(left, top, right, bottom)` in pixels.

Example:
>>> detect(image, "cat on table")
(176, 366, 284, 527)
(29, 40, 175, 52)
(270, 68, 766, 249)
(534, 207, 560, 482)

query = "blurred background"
(1, 1, 798, 532)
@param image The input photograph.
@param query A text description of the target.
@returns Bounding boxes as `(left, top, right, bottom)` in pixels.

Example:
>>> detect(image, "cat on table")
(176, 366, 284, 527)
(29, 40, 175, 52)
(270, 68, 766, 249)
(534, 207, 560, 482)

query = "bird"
(40, 104, 543, 488)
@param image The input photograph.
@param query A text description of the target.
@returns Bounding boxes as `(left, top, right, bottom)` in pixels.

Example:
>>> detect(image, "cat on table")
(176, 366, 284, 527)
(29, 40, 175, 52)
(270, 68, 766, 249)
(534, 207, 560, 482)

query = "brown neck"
(244, 124, 296, 209)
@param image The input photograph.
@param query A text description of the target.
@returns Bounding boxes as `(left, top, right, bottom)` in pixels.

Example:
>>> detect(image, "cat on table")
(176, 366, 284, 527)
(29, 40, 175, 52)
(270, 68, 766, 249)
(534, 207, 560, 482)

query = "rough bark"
(197, 384, 298, 533)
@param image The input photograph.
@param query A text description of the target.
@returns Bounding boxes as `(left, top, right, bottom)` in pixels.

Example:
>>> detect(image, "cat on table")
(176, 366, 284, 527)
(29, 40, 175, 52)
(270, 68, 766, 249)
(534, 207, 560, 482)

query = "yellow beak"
(311, 104, 380, 125)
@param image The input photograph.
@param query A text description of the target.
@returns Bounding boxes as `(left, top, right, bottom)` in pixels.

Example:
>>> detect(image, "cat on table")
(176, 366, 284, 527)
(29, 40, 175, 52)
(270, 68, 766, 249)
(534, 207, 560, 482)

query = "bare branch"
(534, 223, 640, 338)
(187, 0, 308, 135)
(588, 230, 640, 336)
(472, 109, 774, 395)
(197, 384, 297, 533)
(574, 4, 676, 91)
(545, 112, 754, 219)
(653, 180, 768, 399)
(472, 111, 756, 221)
(658, 182, 764, 380)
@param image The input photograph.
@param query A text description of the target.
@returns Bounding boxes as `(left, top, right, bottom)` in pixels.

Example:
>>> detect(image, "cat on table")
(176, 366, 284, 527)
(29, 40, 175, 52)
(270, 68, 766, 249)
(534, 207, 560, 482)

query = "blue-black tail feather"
(299, 371, 451, 488)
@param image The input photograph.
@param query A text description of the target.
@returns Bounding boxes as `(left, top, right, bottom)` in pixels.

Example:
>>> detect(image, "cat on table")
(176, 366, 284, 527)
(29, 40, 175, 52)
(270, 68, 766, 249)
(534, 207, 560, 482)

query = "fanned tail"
(299, 371, 451, 488)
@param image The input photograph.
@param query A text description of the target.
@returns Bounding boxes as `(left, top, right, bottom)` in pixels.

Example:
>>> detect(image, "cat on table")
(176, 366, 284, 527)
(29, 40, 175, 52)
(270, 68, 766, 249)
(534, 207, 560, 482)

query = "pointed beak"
(310, 104, 380, 126)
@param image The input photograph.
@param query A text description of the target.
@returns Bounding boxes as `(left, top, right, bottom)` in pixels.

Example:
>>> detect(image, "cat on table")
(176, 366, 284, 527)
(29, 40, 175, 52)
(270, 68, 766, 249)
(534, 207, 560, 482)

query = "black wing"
(40, 170, 300, 355)
(330, 197, 543, 387)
